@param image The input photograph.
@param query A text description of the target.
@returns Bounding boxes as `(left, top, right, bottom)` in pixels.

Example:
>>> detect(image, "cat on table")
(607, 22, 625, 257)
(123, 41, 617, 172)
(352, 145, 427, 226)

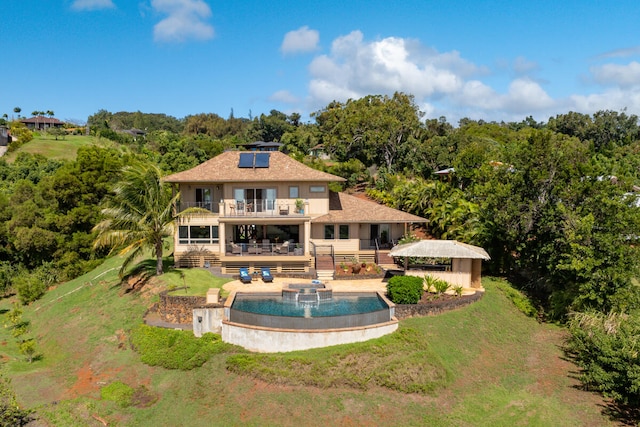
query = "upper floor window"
(289, 186, 299, 198)
(195, 188, 212, 210)
(310, 185, 325, 193)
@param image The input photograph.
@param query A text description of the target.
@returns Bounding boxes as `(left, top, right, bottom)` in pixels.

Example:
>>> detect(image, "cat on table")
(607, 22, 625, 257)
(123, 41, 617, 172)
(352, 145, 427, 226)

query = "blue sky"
(3, 0, 640, 125)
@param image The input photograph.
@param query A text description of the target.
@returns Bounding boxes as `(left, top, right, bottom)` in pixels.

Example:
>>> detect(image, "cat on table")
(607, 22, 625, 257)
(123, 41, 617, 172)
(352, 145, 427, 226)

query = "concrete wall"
(221, 320, 398, 353)
(193, 307, 225, 336)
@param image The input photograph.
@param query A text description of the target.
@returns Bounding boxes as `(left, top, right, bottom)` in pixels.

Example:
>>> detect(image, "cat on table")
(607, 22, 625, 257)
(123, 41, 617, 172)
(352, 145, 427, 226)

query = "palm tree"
(93, 162, 180, 277)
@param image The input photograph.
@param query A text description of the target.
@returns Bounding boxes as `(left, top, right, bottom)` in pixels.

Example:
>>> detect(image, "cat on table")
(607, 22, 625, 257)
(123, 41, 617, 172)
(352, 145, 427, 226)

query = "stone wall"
(393, 292, 483, 319)
(158, 289, 208, 324)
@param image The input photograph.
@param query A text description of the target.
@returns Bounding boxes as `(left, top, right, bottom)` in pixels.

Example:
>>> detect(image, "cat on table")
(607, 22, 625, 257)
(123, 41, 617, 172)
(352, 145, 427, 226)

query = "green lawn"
(0, 261, 612, 426)
(4, 133, 115, 162)
(163, 268, 232, 297)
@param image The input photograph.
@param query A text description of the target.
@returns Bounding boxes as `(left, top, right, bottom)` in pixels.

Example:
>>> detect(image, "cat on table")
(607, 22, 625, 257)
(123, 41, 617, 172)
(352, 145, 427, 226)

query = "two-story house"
(164, 151, 426, 276)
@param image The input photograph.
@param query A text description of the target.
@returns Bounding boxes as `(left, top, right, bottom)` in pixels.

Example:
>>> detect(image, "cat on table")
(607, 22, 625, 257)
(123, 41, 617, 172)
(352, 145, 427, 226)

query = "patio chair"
(239, 267, 252, 284)
(261, 267, 274, 282)
(275, 241, 289, 254)
(230, 242, 242, 255)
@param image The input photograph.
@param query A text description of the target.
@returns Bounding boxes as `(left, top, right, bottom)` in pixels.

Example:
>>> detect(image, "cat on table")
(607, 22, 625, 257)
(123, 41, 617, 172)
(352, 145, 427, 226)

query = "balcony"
(177, 200, 307, 218)
(224, 200, 306, 218)
(225, 241, 305, 256)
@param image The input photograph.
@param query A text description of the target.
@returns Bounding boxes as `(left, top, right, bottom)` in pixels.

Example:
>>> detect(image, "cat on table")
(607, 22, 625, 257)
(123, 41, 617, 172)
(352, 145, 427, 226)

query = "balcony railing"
(226, 241, 304, 256)
(177, 200, 307, 217)
(224, 200, 306, 217)
(178, 201, 218, 213)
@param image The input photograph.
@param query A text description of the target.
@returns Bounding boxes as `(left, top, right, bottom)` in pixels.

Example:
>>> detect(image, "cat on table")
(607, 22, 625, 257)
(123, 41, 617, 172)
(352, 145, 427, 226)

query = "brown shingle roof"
(20, 116, 64, 125)
(163, 151, 345, 183)
(312, 192, 427, 224)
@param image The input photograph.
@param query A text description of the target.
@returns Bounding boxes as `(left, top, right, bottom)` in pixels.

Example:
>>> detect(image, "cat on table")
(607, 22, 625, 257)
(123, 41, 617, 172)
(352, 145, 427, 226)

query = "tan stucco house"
(163, 151, 426, 276)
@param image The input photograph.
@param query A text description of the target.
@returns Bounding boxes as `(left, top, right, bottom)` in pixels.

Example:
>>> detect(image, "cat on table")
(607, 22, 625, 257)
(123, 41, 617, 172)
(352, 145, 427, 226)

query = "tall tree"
(313, 92, 424, 172)
(93, 162, 179, 276)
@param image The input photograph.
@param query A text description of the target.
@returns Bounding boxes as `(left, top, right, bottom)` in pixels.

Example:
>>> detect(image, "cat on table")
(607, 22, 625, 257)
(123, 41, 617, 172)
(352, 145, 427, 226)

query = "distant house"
(0, 126, 9, 146)
(122, 128, 146, 142)
(21, 116, 65, 130)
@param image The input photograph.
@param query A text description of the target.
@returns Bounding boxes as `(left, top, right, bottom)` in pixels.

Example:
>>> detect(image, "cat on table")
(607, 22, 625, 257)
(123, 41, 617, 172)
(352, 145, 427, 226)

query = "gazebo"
(389, 240, 490, 289)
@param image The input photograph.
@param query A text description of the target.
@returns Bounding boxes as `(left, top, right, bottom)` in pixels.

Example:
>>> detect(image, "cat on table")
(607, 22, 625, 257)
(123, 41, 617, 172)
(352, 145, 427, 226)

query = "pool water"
(231, 294, 387, 318)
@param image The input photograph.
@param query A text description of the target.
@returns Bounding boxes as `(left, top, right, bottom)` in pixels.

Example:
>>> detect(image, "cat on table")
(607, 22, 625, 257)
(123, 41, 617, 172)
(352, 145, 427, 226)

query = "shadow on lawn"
(118, 259, 177, 293)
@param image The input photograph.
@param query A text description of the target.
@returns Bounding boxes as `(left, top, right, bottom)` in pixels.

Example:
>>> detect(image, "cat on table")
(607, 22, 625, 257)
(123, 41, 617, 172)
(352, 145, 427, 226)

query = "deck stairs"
(315, 254, 335, 281)
(377, 250, 398, 270)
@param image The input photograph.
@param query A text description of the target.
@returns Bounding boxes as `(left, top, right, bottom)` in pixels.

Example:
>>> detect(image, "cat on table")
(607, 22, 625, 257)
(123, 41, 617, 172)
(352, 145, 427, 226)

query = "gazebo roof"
(389, 240, 490, 260)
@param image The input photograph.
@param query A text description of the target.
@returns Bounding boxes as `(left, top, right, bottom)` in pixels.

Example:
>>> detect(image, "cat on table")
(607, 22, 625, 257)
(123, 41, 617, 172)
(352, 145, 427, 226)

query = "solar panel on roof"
(239, 153, 254, 168)
(254, 153, 270, 168)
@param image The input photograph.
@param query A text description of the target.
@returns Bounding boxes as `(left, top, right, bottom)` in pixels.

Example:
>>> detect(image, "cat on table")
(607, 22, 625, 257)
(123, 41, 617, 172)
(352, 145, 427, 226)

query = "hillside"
(0, 257, 612, 426)
(3, 133, 112, 162)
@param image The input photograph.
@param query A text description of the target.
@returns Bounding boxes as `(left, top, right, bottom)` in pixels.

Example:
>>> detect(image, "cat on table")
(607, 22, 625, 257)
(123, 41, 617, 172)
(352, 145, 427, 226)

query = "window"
(339, 224, 349, 239)
(310, 185, 325, 193)
(195, 188, 212, 210)
(324, 225, 335, 239)
(289, 186, 299, 198)
(178, 226, 219, 244)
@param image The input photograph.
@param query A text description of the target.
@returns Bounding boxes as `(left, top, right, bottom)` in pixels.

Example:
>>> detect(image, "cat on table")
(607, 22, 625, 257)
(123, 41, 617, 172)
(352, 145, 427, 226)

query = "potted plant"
(295, 198, 304, 214)
(351, 257, 361, 274)
(339, 262, 348, 273)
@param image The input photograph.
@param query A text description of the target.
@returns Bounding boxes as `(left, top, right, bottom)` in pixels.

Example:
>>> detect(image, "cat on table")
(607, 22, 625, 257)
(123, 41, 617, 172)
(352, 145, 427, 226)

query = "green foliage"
(567, 311, 640, 407)
(227, 327, 450, 394)
(101, 381, 134, 407)
(7, 122, 33, 152)
(432, 278, 450, 294)
(423, 275, 450, 295)
(130, 325, 231, 370)
(14, 275, 46, 305)
(93, 161, 178, 276)
(0, 368, 33, 426)
(18, 338, 38, 363)
(494, 279, 538, 318)
(386, 275, 424, 304)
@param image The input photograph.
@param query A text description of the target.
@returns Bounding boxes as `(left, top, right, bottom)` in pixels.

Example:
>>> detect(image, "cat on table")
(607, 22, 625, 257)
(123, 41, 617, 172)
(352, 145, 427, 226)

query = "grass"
(4, 133, 115, 162)
(0, 260, 613, 426)
(161, 268, 232, 297)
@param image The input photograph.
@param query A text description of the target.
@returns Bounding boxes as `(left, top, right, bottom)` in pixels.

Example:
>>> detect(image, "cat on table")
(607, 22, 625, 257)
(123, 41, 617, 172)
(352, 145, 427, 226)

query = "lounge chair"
(261, 267, 274, 282)
(239, 267, 252, 284)
(275, 241, 289, 254)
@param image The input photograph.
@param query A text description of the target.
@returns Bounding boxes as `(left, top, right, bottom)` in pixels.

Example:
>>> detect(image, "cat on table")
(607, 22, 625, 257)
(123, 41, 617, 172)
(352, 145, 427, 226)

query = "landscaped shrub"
(130, 324, 234, 370)
(386, 275, 424, 304)
(432, 278, 450, 294)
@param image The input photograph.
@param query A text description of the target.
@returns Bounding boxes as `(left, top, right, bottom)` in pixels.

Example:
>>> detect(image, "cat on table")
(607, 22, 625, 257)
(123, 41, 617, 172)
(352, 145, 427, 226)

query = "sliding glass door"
(234, 187, 276, 214)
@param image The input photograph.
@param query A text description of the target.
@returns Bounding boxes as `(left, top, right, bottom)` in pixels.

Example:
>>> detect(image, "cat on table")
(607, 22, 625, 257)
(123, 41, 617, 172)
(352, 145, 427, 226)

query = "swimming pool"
(231, 294, 387, 318)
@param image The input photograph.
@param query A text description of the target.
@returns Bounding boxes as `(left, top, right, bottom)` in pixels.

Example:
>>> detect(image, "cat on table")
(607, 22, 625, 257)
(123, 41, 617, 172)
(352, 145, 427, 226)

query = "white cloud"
(299, 31, 640, 122)
(71, 0, 115, 11)
(152, 0, 214, 43)
(597, 46, 640, 59)
(591, 61, 640, 88)
(281, 26, 319, 55)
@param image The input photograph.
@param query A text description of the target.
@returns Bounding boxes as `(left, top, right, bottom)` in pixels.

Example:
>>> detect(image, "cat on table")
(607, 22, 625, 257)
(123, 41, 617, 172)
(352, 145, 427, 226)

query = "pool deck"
(223, 277, 389, 295)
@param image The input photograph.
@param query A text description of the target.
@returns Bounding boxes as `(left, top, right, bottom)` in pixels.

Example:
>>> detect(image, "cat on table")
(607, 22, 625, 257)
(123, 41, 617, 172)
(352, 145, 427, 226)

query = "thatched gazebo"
(389, 240, 490, 289)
